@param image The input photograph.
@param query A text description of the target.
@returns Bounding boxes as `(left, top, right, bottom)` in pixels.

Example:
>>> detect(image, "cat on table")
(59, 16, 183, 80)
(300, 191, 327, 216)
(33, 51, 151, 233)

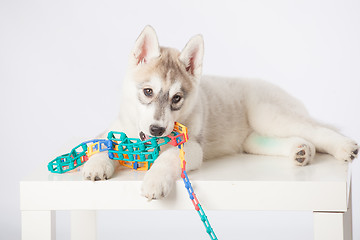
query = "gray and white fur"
(82, 26, 359, 200)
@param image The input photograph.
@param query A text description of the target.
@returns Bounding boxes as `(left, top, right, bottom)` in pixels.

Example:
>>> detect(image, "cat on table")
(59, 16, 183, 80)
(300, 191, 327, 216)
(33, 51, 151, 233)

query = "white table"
(20, 154, 352, 240)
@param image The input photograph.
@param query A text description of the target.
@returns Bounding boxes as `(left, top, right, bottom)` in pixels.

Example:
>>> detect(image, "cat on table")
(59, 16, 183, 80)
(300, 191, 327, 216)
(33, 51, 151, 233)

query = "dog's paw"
(333, 140, 359, 162)
(291, 142, 315, 166)
(82, 152, 115, 181)
(141, 169, 174, 200)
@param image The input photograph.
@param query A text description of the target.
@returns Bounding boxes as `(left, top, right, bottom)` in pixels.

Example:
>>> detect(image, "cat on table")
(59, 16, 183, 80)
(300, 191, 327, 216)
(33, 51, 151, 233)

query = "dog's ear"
(132, 25, 160, 65)
(179, 35, 204, 77)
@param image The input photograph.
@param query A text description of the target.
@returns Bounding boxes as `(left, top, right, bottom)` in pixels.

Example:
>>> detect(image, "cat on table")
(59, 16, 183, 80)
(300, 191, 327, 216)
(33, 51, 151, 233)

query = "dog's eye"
(143, 88, 153, 97)
(172, 95, 182, 104)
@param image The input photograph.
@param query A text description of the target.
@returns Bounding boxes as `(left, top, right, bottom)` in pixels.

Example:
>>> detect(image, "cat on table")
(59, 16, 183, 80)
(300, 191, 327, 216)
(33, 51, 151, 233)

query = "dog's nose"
(149, 125, 166, 136)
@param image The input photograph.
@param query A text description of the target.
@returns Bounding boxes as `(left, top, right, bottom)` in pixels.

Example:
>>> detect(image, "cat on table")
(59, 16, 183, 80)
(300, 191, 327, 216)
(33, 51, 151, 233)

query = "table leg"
(71, 210, 97, 240)
(313, 210, 352, 240)
(21, 210, 56, 240)
(314, 179, 352, 240)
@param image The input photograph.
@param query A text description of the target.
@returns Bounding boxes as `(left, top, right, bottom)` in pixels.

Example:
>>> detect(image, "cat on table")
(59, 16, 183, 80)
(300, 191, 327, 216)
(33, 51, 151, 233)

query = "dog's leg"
(243, 132, 315, 166)
(299, 125, 359, 162)
(141, 140, 203, 200)
(183, 140, 203, 171)
(248, 105, 359, 162)
(82, 152, 119, 180)
(81, 119, 127, 181)
(141, 147, 180, 200)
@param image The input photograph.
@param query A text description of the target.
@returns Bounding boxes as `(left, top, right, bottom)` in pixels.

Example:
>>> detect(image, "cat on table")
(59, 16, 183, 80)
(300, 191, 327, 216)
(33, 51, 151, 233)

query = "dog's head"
(126, 26, 204, 139)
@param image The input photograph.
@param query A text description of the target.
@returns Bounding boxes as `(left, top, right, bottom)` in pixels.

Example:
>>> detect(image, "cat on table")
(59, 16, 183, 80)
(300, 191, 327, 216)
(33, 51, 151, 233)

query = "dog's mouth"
(139, 124, 174, 141)
(139, 131, 152, 142)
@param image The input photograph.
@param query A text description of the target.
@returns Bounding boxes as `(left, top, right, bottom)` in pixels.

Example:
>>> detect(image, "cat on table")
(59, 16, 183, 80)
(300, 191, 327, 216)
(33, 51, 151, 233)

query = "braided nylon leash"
(48, 122, 218, 239)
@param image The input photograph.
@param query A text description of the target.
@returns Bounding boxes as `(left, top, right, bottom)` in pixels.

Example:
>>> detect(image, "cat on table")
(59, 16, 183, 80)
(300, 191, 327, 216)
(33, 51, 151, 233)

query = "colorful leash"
(175, 123, 218, 240)
(48, 122, 218, 239)
(48, 124, 187, 173)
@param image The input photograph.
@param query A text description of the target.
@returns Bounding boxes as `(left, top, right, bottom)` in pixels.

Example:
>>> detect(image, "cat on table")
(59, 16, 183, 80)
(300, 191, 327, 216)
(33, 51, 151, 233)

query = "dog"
(82, 25, 359, 200)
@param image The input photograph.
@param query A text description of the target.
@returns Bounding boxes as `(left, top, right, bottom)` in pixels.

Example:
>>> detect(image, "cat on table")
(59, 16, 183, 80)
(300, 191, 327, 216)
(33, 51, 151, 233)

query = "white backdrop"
(1, 0, 359, 239)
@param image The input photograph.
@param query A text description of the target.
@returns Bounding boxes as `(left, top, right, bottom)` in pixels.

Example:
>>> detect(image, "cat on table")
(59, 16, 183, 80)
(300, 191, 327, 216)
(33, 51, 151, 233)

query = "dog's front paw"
(141, 169, 174, 200)
(334, 140, 359, 162)
(82, 152, 115, 181)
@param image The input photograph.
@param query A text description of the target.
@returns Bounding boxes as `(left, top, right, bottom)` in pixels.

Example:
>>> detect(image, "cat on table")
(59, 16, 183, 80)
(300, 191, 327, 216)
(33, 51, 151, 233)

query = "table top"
(20, 153, 351, 212)
(24, 153, 349, 183)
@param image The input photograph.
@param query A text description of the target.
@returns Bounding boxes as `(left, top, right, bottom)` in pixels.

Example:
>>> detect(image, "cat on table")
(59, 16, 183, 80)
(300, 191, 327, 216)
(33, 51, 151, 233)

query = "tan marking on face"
(132, 47, 195, 95)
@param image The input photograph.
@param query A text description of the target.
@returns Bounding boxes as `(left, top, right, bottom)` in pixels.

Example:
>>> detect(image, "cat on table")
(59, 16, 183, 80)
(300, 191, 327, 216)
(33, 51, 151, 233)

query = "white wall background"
(1, 0, 359, 239)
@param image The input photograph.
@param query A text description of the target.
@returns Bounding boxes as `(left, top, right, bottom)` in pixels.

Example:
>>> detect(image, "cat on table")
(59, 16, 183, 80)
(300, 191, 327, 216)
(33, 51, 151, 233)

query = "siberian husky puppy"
(82, 26, 358, 200)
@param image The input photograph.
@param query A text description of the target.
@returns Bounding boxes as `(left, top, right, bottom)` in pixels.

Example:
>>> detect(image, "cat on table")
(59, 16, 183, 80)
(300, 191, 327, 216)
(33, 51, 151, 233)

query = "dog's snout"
(149, 125, 166, 137)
